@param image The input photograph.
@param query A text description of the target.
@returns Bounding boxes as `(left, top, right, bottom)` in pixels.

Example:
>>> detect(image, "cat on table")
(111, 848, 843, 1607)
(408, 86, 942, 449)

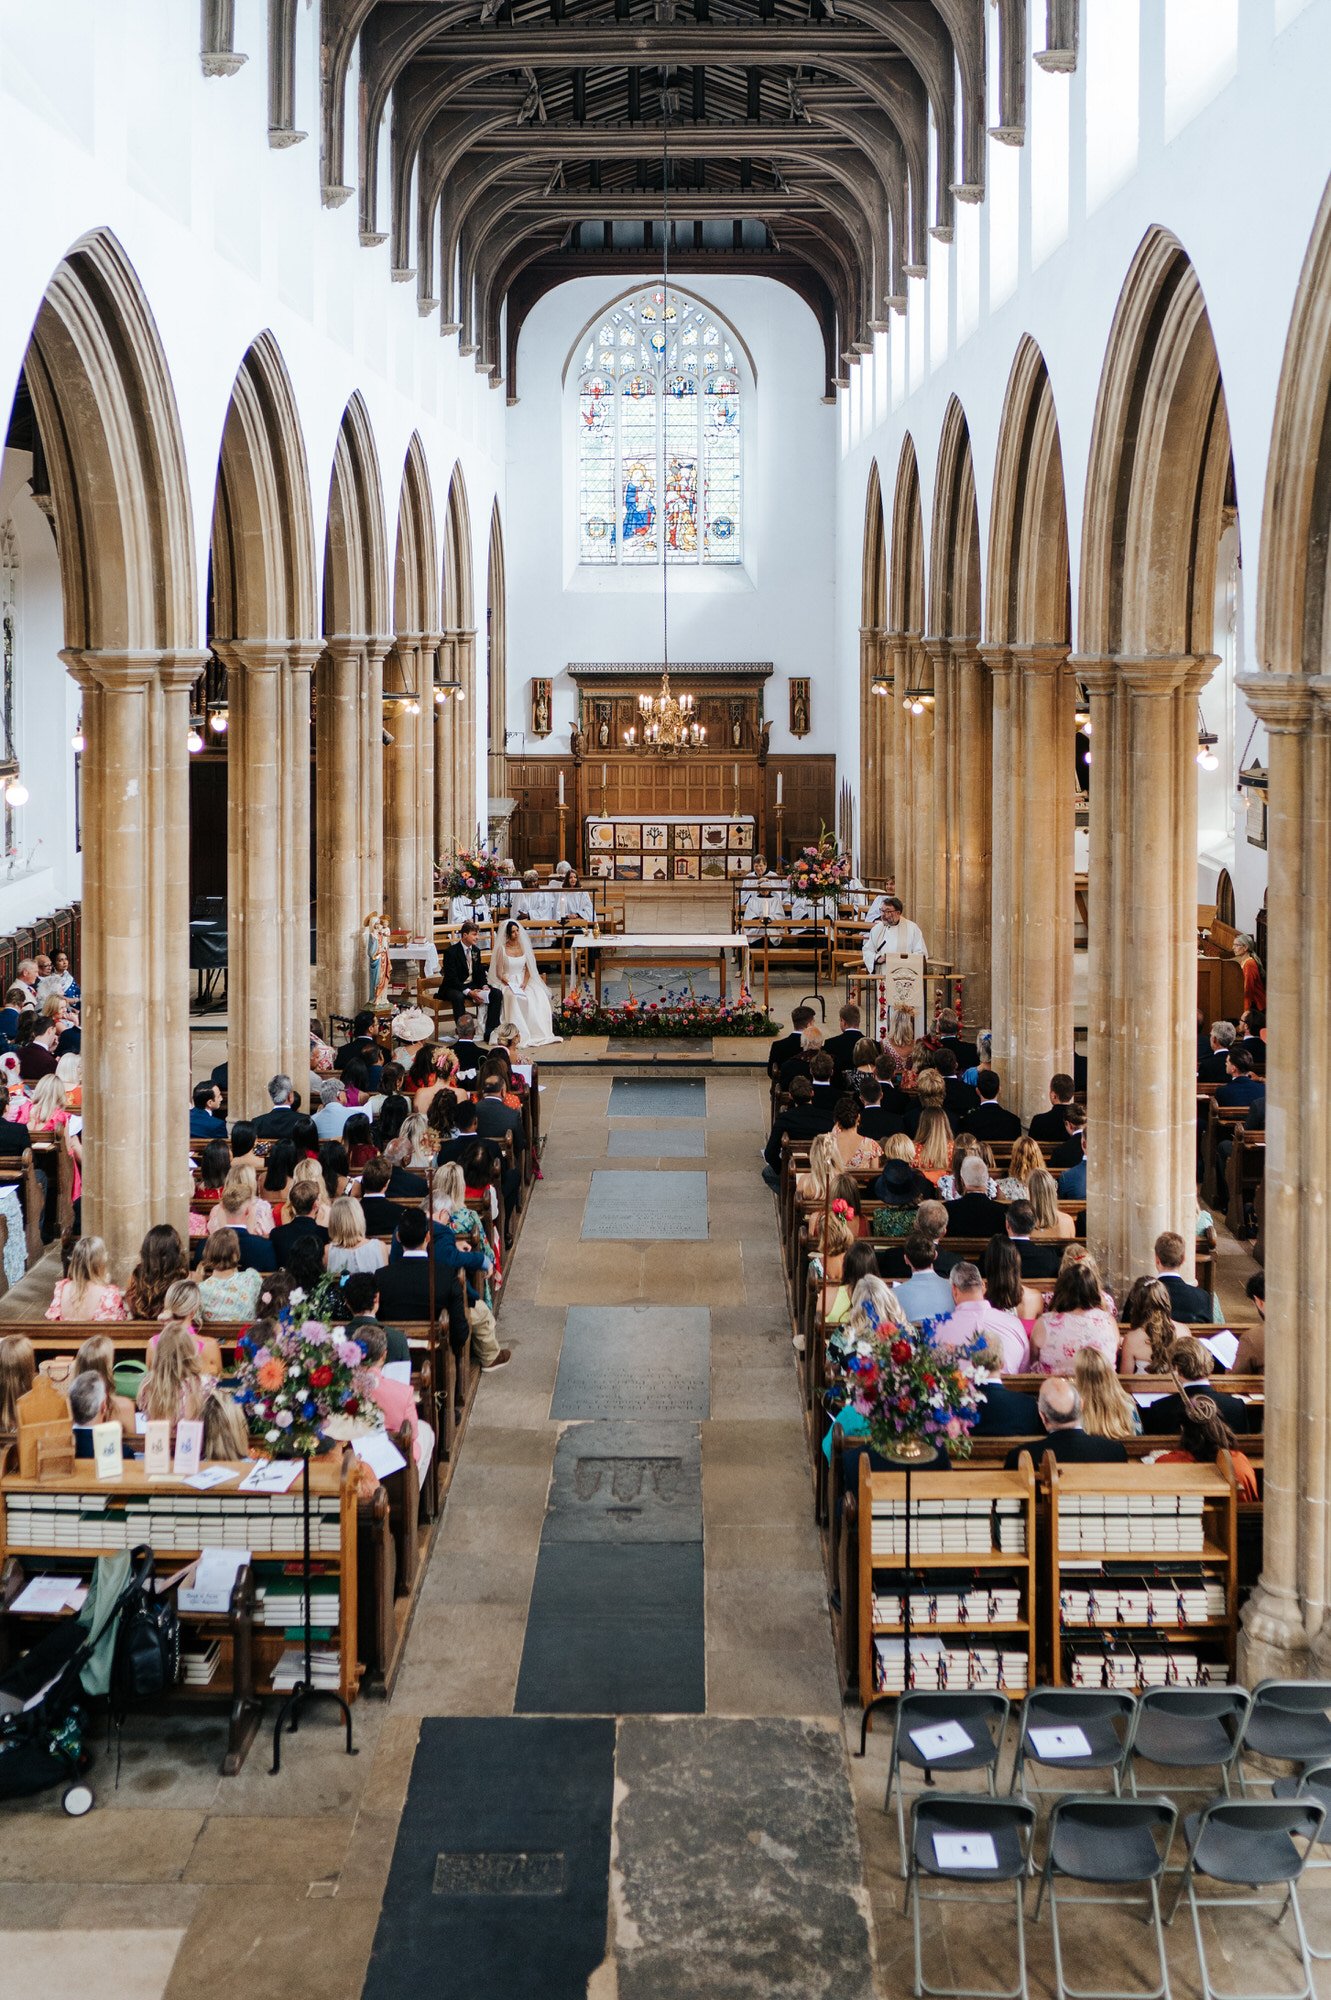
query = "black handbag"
(111, 1544, 180, 1706)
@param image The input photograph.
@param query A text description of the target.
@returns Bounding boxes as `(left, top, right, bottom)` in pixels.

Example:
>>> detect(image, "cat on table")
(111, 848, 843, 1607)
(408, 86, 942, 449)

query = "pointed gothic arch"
(436, 463, 478, 852)
(886, 434, 929, 932)
(859, 462, 889, 880)
(385, 433, 439, 936)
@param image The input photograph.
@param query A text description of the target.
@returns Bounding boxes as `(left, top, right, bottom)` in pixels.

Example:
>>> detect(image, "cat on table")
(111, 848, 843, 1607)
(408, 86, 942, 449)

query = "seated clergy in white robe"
(862, 896, 928, 972)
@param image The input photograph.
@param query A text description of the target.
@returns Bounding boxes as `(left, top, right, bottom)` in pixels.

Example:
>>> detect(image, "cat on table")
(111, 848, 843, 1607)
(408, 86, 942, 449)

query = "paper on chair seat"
(910, 1720, 974, 1760)
(1029, 1725, 1092, 1759)
(933, 1832, 998, 1870)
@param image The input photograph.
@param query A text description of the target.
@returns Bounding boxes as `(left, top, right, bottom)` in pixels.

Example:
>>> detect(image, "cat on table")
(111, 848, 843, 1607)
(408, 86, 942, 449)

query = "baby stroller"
(0, 1545, 178, 1817)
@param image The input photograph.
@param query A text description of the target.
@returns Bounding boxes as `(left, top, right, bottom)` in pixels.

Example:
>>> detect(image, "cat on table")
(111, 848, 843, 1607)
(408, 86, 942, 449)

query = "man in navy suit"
(1005, 1379, 1128, 1468)
(1217, 1048, 1265, 1109)
(1152, 1230, 1214, 1324)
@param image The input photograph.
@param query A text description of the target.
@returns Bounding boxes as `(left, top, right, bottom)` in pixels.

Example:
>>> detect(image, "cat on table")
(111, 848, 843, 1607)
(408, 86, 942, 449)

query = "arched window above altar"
(571, 287, 746, 569)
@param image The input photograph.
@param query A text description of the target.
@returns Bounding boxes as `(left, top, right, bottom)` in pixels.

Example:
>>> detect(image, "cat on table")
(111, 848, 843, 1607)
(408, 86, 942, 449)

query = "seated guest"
(984, 1236, 1043, 1337)
(856, 1074, 905, 1142)
(384, 1114, 434, 1196)
(1141, 1336, 1255, 1435)
(270, 1179, 330, 1267)
(190, 1080, 227, 1140)
(0, 1080, 31, 1157)
(1153, 1230, 1214, 1323)
(160, 1279, 203, 1327)
(778, 1024, 824, 1094)
(1237, 1007, 1266, 1069)
(944, 1154, 1008, 1238)
(1074, 1349, 1140, 1440)
(871, 1147, 935, 1234)
(908, 1200, 959, 1280)
(290, 1114, 321, 1160)
(1029, 1256, 1119, 1374)
(325, 1195, 387, 1275)
(16, 1012, 59, 1080)
(809, 1209, 855, 1317)
(201, 1388, 250, 1461)
(961, 1070, 1022, 1141)
(891, 1233, 956, 1324)
(476, 1071, 527, 1167)
(1159, 1392, 1259, 1498)
(918, 1049, 979, 1126)
(341, 1268, 411, 1365)
(260, 1140, 297, 1212)
(281, 1156, 331, 1227)
(69, 1369, 115, 1455)
(449, 1014, 488, 1089)
(1217, 1046, 1265, 1108)
(911, 1074, 954, 1184)
(334, 1011, 382, 1076)
(376, 1207, 486, 1365)
(996, 1135, 1045, 1203)
(343, 1112, 377, 1173)
(125, 1223, 190, 1319)
(1028, 1074, 1080, 1143)
(824, 1002, 865, 1082)
(138, 1321, 214, 1431)
(1028, 1167, 1076, 1241)
(1233, 1269, 1265, 1373)
(197, 1229, 265, 1323)
(1004, 1377, 1129, 1468)
(935, 1007, 979, 1074)
(1198, 1021, 1237, 1083)
(282, 1232, 328, 1296)
(826, 1094, 882, 1174)
(320, 1139, 351, 1204)
(763, 1076, 827, 1187)
(72, 1333, 136, 1434)
(1118, 1276, 1184, 1376)
(1057, 1144, 1087, 1202)
(357, 1157, 400, 1238)
(194, 1140, 232, 1200)
(932, 1259, 1029, 1372)
(358, 1320, 435, 1469)
(208, 1164, 274, 1240)
(822, 1239, 882, 1328)
(0, 1333, 36, 1438)
(313, 1077, 354, 1141)
(254, 1073, 301, 1139)
(971, 1376, 1042, 1439)
(937, 1134, 999, 1203)
(807, 1051, 838, 1117)
(767, 1004, 816, 1082)
(0, 981, 28, 1045)
(796, 1130, 841, 1204)
(1005, 1201, 1061, 1279)
(1048, 1105, 1086, 1171)
(45, 1234, 128, 1323)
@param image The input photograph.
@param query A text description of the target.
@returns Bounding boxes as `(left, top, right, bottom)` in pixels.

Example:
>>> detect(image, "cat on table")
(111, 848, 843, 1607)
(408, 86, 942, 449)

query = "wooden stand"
(270, 1453, 357, 1773)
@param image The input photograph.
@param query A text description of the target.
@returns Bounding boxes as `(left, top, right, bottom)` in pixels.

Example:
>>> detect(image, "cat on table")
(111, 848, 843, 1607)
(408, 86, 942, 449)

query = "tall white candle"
(558, 770, 565, 805)
(733, 761, 739, 792)
(776, 772, 783, 805)
(602, 762, 608, 789)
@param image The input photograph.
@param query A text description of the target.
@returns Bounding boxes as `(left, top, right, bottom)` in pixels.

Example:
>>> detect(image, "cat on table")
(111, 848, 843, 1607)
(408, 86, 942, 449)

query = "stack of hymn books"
(271, 1646, 340, 1691)
(1057, 1492, 1207, 1553)
(1059, 1573, 1226, 1627)
(1066, 1642, 1211, 1690)
(3, 1490, 342, 1555)
(181, 1639, 222, 1687)
(869, 1494, 1026, 1557)
(873, 1635, 1029, 1693)
(872, 1583, 1022, 1626)
(255, 1569, 340, 1631)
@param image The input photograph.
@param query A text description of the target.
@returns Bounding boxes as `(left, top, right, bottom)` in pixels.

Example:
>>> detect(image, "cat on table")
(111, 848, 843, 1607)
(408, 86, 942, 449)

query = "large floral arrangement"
(234, 1294, 382, 1456)
(555, 983, 777, 1040)
(839, 1307, 987, 1459)
(437, 845, 508, 900)
(788, 827, 853, 901)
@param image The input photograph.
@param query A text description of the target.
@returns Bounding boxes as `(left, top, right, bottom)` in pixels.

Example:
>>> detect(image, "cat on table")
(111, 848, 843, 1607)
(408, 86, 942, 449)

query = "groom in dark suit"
(441, 921, 501, 1038)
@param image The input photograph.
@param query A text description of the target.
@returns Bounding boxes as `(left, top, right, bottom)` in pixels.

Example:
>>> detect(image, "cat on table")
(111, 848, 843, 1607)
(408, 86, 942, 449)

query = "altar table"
(570, 931, 753, 1004)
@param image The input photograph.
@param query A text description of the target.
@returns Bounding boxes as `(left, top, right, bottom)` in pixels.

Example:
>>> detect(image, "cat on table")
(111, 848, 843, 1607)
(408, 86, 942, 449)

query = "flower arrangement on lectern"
(841, 1307, 987, 1463)
(437, 845, 508, 900)
(234, 1295, 382, 1455)
(787, 826, 853, 903)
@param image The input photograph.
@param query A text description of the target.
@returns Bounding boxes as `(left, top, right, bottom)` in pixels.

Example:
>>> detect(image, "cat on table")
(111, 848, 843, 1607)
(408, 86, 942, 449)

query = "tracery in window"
(577, 288, 742, 567)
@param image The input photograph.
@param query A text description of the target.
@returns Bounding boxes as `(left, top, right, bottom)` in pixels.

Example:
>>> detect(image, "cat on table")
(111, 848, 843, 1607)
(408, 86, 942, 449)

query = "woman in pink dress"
(1029, 1258, 1120, 1375)
(45, 1235, 128, 1323)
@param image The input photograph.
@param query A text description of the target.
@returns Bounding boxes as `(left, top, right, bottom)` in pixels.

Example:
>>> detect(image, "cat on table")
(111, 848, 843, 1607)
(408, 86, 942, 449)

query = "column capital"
(60, 647, 163, 692)
(1008, 642, 1070, 675)
(212, 639, 285, 675)
(323, 634, 366, 667)
(286, 641, 324, 676)
(1111, 652, 1218, 696)
(976, 642, 1013, 677)
(1066, 652, 1115, 695)
(157, 650, 209, 694)
(1236, 671, 1317, 732)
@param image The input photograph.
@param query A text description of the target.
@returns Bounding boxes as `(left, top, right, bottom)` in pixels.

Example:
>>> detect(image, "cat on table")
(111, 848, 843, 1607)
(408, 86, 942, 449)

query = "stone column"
(61, 647, 204, 1265)
(216, 641, 282, 1120)
(860, 624, 891, 879)
(434, 633, 457, 858)
(282, 643, 319, 1089)
(455, 627, 478, 843)
(885, 633, 910, 893)
(905, 640, 936, 946)
(1006, 645, 1074, 1121)
(1236, 675, 1327, 1680)
(925, 639, 956, 969)
(986, 647, 1016, 1069)
(952, 641, 993, 1028)
(362, 637, 388, 925)
(1077, 653, 1215, 1288)
(384, 640, 422, 934)
(316, 637, 365, 1021)
(417, 637, 440, 936)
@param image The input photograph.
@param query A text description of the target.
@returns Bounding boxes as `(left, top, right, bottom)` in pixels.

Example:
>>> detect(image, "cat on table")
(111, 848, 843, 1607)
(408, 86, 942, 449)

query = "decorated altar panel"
(584, 813, 755, 881)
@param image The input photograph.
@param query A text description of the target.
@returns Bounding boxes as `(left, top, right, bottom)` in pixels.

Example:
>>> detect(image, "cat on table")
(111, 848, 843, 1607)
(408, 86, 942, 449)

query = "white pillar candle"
(733, 761, 739, 792)
(558, 770, 564, 805)
(776, 772, 783, 805)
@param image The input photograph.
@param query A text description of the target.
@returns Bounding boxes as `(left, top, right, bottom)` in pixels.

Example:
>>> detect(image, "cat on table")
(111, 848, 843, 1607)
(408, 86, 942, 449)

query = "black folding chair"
(1009, 1688, 1137, 1802)
(909, 1794, 1037, 2000)
(1168, 1798, 1325, 2000)
(1236, 1683, 1331, 1793)
(1273, 1763, 1331, 1959)
(886, 1691, 1011, 1876)
(1128, 1686, 1250, 1797)
(1033, 1795, 1176, 2000)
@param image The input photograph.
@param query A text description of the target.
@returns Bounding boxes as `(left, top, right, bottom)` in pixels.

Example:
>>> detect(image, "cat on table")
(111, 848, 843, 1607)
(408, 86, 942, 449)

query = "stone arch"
(927, 398, 988, 1018)
(436, 463, 478, 853)
(886, 434, 928, 934)
(316, 393, 391, 1019)
(209, 332, 320, 1112)
(1239, 174, 1331, 1683)
(18, 228, 201, 1260)
(859, 462, 889, 881)
(986, 338, 1075, 1119)
(487, 500, 507, 790)
(1076, 231, 1234, 1288)
(385, 433, 439, 936)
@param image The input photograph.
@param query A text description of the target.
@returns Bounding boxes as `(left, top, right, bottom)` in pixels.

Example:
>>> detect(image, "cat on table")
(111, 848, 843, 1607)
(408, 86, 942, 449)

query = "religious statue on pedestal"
(363, 911, 392, 1009)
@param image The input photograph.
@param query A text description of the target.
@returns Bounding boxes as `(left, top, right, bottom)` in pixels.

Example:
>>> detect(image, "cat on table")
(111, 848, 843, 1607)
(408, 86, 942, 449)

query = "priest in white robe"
(862, 894, 928, 972)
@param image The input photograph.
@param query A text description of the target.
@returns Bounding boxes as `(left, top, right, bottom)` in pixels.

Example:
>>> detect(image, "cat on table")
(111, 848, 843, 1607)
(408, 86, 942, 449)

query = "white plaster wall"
(833, 0, 1331, 922)
(0, 0, 505, 882)
(506, 273, 836, 760)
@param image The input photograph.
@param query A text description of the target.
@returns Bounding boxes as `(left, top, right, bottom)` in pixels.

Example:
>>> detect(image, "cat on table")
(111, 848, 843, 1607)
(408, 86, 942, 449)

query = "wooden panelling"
(766, 756, 836, 865)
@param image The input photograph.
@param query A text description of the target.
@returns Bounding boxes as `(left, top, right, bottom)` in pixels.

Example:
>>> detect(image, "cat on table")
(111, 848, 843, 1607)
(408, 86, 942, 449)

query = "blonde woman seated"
(45, 1235, 128, 1322)
(1057, 1241, 1116, 1316)
(995, 1135, 1045, 1204)
(1117, 1276, 1184, 1376)
(206, 1164, 274, 1240)
(822, 1275, 912, 1460)
(797, 1130, 842, 1204)
(0, 1334, 35, 1440)
(55, 1051, 82, 1109)
(137, 1321, 214, 1434)
(810, 1208, 857, 1320)
(197, 1229, 265, 1323)
(1074, 1349, 1142, 1439)
(1029, 1257, 1120, 1374)
(72, 1333, 137, 1435)
(201, 1389, 251, 1462)
(431, 1163, 496, 1299)
(937, 1133, 999, 1202)
(29, 1073, 82, 1200)
(1027, 1169, 1075, 1242)
(384, 1112, 436, 1172)
(325, 1195, 387, 1276)
(280, 1156, 331, 1228)
(911, 1073, 953, 1186)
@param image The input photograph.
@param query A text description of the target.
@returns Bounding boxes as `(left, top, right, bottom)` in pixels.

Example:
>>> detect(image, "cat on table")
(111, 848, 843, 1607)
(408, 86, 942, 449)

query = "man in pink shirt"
(929, 1262, 1030, 1374)
(359, 1323, 434, 1471)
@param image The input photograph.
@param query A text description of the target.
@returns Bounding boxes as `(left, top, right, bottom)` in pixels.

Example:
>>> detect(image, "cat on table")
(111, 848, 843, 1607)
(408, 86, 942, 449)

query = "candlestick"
(557, 799, 568, 865)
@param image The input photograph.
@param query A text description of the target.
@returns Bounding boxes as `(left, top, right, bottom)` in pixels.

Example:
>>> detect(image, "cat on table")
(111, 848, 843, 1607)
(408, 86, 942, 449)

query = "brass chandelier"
(627, 671, 705, 752)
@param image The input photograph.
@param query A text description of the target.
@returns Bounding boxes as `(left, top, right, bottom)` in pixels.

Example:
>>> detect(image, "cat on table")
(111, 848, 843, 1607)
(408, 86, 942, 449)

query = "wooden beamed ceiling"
(311, 0, 1074, 397)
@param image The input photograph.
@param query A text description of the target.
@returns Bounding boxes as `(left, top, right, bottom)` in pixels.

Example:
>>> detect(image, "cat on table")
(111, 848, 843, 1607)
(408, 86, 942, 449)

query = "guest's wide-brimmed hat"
(878, 1159, 921, 1199)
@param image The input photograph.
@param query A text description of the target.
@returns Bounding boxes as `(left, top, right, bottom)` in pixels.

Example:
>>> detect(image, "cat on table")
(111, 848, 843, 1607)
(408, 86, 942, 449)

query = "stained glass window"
(576, 288, 742, 566)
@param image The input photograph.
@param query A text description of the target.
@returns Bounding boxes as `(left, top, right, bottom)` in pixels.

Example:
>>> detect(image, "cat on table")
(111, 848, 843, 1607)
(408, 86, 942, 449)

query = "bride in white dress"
(487, 920, 560, 1046)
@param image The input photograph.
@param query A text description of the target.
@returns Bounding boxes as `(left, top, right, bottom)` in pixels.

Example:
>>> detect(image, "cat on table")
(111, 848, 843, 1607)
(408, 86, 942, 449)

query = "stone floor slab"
(605, 1125, 707, 1158)
(541, 1416, 703, 1542)
(514, 1543, 705, 1714)
(581, 1169, 708, 1240)
(608, 1078, 707, 1118)
(0, 1927, 185, 2000)
(550, 1305, 711, 1421)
